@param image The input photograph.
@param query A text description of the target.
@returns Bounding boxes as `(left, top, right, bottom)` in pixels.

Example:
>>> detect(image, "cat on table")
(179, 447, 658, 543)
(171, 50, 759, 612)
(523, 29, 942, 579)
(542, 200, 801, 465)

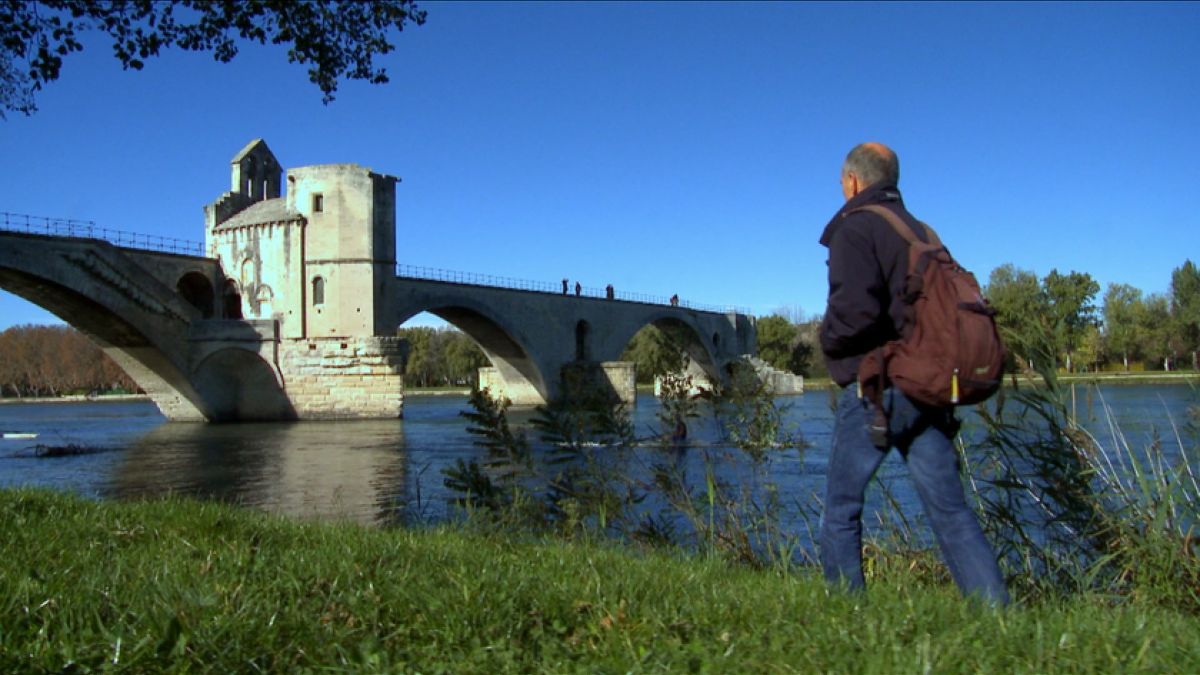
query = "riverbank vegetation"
(4, 487, 1200, 674)
(757, 259, 1200, 380)
(4, 338, 1200, 672)
(0, 324, 138, 398)
(443, 363, 1200, 602)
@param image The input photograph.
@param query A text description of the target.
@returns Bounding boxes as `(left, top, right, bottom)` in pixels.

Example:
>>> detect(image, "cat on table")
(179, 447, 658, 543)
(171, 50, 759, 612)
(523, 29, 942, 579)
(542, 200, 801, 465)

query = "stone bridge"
(0, 139, 759, 422)
(395, 273, 754, 406)
(0, 226, 755, 422)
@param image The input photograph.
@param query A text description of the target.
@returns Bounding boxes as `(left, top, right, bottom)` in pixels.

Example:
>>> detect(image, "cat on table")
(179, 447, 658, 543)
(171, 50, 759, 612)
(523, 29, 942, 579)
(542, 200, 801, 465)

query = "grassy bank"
(3, 489, 1199, 674)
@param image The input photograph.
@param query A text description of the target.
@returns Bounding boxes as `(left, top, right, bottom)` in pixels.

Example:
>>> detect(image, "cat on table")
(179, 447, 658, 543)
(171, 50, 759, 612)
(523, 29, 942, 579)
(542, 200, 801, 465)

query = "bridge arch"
(394, 276, 755, 406)
(605, 311, 723, 384)
(221, 278, 243, 319)
(177, 272, 215, 318)
(398, 298, 549, 405)
(191, 347, 293, 422)
(0, 236, 215, 420)
(575, 320, 591, 361)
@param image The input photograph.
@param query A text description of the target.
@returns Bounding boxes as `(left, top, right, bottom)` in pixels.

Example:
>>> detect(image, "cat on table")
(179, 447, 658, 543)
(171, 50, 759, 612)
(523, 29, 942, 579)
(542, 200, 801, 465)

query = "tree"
(441, 331, 488, 387)
(1170, 260, 1200, 370)
(1, 0, 427, 117)
(397, 326, 490, 388)
(1102, 283, 1145, 371)
(621, 325, 686, 384)
(770, 304, 809, 326)
(985, 264, 1050, 370)
(1138, 294, 1177, 371)
(766, 306, 824, 377)
(755, 315, 798, 373)
(1041, 269, 1100, 373)
(398, 326, 437, 387)
(0, 324, 136, 396)
(1075, 324, 1106, 373)
(792, 312, 825, 378)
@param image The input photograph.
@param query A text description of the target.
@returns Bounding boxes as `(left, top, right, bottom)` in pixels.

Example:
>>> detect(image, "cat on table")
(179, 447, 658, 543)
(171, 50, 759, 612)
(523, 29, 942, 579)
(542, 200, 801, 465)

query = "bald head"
(843, 142, 899, 188)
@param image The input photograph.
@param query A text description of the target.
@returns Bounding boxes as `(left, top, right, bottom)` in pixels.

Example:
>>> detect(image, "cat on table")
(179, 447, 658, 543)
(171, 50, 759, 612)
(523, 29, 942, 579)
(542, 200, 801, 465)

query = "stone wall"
(478, 367, 545, 406)
(742, 356, 805, 395)
(278, 336, 407, 419)
(479, 361, 636, 406)
(561, 361, 638, 405)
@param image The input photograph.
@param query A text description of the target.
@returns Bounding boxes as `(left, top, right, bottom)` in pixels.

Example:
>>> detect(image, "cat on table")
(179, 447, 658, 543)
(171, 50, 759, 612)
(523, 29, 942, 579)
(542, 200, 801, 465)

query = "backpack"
(852, 204, 1006, 424)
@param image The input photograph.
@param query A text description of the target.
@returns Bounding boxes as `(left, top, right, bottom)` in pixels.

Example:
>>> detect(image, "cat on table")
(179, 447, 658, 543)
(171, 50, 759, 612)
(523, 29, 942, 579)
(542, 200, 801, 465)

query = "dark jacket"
(818, 181, 931, 387)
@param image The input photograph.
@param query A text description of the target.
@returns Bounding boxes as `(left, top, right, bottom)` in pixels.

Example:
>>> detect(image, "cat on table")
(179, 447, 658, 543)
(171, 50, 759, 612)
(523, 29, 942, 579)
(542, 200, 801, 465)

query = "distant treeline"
(397, 326, 489, 388)
(397, 324, 707, 388)
(753, 259, 1200, 378)
(0, 325, 138, 398)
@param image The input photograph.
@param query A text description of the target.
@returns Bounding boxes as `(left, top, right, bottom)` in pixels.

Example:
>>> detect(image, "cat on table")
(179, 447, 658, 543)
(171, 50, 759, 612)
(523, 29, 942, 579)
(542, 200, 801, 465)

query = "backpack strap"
(846, 204, 938, 444)
(851, 204, 942, 248)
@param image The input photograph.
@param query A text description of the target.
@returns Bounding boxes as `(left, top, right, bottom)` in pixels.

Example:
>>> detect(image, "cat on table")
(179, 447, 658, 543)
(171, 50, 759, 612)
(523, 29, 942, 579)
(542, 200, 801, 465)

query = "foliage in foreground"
(1, 0, 428, 117)
(4, 488, 1200, 674)
(444, 365, 809, 568)
(446, 357, 1200, 612)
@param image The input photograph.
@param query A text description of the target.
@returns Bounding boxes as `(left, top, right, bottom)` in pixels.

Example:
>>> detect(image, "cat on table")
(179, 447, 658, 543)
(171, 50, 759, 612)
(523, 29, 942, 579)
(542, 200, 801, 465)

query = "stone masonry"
(199, 139, 406, 420)
(278, 337, 407, 419)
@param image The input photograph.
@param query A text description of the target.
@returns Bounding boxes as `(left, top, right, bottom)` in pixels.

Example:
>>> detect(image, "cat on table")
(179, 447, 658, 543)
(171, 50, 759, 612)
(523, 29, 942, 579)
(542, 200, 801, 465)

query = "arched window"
(575, 320, 591, 361)
(256, 285, 274, 318)
(222, 280, 243, 319)
(177, 272, 215, 319)
(244, 157, 257, 198)
(241, 259, 255, 287)
(312, 277, 326, 306)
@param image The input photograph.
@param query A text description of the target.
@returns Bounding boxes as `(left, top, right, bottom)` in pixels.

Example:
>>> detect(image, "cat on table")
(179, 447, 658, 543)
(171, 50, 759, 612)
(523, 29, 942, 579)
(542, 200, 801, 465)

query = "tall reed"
(963, 354, 1200, 606)
(444, 363, 808, 568)
(443, 359, 1200, 609)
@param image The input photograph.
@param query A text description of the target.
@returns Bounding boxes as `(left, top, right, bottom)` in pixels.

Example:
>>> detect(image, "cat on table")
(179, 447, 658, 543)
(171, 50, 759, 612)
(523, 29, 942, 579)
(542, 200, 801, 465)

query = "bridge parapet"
(398, 264, 749, 315)
(1, 212, 203, 256)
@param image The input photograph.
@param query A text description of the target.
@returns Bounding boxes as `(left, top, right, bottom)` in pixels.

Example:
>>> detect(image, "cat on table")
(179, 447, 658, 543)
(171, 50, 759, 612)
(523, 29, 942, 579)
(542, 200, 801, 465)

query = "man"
(818, 142, 1008, 605)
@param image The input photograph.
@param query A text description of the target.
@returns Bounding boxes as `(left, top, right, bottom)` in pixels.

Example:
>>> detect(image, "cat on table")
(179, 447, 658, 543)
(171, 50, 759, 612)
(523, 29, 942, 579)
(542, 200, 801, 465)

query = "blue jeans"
(819, 386, 1009, 605)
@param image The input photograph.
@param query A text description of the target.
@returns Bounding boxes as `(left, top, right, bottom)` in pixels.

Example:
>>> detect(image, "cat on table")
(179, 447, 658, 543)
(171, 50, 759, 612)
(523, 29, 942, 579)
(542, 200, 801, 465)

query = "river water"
(1, 385, 1196, 538)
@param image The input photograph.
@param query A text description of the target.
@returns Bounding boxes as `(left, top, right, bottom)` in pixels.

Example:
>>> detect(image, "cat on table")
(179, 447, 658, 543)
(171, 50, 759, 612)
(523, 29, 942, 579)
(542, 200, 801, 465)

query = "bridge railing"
(396, 264, 750, 315)
(0, 212, 205, 256)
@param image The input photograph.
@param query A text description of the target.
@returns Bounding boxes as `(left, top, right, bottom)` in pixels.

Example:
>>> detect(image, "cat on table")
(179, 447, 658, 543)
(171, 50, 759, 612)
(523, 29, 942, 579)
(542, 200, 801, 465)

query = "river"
(1, 385, 1196, 539)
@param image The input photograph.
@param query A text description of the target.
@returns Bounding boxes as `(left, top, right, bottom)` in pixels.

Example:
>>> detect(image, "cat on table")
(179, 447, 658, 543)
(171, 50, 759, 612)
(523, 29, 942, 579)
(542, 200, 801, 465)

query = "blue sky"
(2, 1, 1196, 331)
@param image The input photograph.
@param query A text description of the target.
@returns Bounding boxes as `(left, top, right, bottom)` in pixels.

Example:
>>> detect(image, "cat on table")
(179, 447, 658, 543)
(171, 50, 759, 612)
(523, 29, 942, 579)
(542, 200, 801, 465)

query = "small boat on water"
(2, 433, 38, 439)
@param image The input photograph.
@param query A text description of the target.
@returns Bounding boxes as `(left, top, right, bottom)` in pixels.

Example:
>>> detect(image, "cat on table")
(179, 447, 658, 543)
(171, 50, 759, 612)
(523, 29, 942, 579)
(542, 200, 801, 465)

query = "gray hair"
(843, 143, 899, 187)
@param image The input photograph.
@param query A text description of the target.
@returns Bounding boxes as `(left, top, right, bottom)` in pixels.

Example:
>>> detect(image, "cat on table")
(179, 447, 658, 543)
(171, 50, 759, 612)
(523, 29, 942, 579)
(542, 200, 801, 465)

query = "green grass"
(3, 488, 1200, 674)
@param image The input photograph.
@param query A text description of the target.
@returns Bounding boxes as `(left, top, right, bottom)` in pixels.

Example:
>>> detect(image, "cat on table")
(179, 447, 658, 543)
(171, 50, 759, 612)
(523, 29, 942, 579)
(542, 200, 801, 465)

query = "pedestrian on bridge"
(575, 282, 581, 296)
(563, 278, 569, 294)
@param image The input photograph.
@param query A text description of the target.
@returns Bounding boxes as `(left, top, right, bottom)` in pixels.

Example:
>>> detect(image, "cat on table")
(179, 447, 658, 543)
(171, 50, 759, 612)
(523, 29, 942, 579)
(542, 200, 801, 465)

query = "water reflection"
(4, 385, 1194, 542)
(107, 420, 409, 526)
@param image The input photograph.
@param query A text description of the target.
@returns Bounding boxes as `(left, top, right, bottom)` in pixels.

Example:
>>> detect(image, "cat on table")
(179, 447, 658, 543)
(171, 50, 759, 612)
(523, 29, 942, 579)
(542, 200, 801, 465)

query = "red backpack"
(853, 205, 1006, 423)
